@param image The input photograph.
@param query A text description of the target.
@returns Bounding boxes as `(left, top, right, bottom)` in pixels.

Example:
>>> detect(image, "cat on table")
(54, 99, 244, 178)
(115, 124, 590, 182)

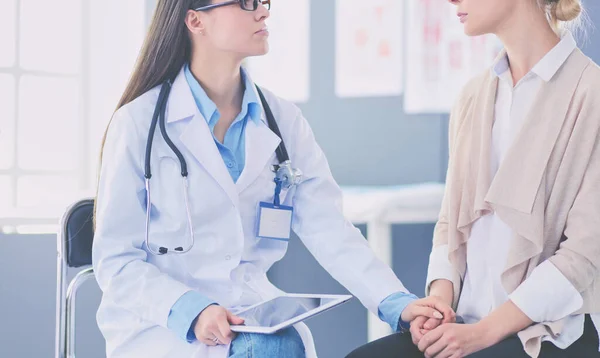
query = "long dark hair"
(94, 0, 210, 222)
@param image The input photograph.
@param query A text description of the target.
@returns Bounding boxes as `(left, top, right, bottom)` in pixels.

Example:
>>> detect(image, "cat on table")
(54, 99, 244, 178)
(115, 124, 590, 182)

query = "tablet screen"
(235, 296, 339, 328)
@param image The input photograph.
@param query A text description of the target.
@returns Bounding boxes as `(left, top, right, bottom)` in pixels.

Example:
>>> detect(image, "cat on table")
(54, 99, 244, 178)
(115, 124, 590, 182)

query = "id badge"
(256, 202, 293, 241)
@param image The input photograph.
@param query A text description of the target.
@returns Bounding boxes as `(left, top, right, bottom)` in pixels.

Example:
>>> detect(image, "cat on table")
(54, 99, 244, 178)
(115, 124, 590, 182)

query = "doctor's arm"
(92, 108, 238, 345)
(287, 110, 452, 330)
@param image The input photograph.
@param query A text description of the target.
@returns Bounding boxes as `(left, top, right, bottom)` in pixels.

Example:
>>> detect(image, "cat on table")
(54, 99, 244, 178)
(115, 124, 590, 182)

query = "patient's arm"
(419, 279, 455, 332)
(428, 279, 454, 307)
(417, 300, 532, 357)
(477, 300, 533, 343)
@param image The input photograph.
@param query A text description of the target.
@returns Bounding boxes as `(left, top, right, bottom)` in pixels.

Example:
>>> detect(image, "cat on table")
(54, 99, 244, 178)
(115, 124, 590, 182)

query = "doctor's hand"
(405, 296, 456, 346)
(401, 296, 456, 326)
(194, 305, 245, 346)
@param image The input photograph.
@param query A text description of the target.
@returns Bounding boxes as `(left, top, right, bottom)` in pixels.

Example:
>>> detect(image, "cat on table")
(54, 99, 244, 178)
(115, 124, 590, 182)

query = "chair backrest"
(56, 198, 97, 358)
(61, 199, 95, 268)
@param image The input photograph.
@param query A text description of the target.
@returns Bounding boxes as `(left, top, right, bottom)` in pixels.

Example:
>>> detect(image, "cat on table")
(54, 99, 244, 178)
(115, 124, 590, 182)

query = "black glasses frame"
(192, 0, 270, 12)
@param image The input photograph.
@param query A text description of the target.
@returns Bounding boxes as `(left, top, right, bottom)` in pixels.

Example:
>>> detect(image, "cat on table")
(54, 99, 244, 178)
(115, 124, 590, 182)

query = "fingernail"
(434, 311, 443, 319)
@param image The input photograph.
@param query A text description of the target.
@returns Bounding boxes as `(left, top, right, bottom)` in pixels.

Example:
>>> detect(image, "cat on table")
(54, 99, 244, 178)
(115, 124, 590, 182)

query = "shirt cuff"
(509, 260, 583, 323)
(426, 244, 456, 293)
(167, 290, 217, 343)
(378, 291, 419, 332)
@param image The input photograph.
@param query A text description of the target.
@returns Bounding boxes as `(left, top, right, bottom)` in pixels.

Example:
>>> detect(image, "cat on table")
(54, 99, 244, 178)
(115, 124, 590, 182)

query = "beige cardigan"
(429, 48, 600, 357)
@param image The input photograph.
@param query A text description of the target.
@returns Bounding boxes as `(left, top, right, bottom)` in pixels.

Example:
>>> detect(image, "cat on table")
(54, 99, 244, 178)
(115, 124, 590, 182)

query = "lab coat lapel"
(179, 117, 240, 207)
(166, 69, 240, 208)
(235, 115, 282, 194)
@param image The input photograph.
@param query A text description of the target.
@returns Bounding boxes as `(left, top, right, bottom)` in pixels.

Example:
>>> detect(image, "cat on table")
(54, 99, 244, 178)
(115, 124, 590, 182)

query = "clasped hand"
(402, 297, 492, 358)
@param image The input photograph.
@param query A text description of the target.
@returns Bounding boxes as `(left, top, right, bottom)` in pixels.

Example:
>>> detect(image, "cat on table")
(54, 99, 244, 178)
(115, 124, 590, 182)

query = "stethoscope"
(143, 78, 302, 256)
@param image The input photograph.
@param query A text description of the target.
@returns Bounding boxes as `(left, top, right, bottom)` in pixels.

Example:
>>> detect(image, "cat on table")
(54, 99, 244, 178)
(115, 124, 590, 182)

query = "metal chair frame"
(55, 198, 96, 358)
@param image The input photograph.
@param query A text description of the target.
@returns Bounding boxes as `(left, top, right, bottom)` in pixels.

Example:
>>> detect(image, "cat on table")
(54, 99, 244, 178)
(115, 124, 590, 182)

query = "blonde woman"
(347, 0, 600, 357)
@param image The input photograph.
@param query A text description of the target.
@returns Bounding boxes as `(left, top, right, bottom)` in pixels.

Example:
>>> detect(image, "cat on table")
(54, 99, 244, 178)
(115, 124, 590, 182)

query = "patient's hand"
(410, 316, 432, 345)
(410, 316, 447, 344)
(417, 323, 493, 358)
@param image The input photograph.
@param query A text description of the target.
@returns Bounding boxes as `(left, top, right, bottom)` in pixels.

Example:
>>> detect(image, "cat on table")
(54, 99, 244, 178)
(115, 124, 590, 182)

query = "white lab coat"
(92, 67, 407, 358)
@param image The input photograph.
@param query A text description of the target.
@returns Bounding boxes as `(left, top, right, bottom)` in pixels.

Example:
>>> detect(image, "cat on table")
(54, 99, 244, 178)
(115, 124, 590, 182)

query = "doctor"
(92, 0, 453, 357)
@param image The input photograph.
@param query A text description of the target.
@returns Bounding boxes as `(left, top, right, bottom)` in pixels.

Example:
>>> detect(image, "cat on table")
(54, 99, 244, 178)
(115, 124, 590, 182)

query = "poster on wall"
(245, 0, 310, 103)
(335, 0, 404, 98)
(404, 0, 502, 113)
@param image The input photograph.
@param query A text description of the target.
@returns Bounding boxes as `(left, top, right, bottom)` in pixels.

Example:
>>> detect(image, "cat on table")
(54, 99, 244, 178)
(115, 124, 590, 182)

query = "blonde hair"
(540, 0, 584, 30)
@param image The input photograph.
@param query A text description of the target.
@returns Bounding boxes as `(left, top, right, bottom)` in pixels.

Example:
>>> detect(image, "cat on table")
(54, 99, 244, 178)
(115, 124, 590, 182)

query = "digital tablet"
(230, 294, 353, 334)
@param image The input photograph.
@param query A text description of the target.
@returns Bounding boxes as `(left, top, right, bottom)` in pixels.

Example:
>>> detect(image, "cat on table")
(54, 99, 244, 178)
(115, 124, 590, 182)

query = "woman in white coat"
(92, 1, 453, 357)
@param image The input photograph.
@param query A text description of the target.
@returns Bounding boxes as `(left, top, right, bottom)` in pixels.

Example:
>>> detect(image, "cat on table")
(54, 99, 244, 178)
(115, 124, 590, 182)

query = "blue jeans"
(229, 327, 305, 358)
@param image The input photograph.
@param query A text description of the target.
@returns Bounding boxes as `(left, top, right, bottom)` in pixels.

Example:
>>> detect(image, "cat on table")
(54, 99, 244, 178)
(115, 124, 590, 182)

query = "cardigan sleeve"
(426, 77, 481, 305)
(431, 80, 475, 248)
(549, 130, 600, 293)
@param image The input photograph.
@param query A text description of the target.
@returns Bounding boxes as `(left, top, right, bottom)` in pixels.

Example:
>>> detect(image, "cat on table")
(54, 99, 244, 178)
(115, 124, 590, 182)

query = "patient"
(347, 0, 600, 357)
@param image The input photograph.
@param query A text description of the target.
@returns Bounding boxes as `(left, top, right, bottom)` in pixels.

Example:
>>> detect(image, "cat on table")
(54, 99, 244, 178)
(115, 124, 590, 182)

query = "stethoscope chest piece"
(273, 160, 303, 189)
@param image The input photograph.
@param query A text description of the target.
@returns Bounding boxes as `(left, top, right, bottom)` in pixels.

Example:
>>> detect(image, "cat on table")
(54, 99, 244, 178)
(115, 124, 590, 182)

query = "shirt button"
(225, 255, 232, 261)
(227, 161, 234, 168)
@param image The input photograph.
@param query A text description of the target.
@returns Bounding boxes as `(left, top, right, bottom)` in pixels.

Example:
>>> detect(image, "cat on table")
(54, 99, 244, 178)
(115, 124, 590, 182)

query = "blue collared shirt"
(378, 292, 419, 331)
(184, 63, 261, 183)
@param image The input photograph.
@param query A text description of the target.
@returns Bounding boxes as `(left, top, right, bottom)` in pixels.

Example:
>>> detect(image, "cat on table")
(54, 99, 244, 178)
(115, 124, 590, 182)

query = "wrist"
(429, 293, 452, 306)
(475, 318, 503, 347)
(397, 294, 419, 327)
(428, 279, 454, 306)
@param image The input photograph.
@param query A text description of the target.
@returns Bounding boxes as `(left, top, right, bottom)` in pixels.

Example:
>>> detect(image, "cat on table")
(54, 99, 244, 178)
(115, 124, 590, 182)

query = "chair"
(55, 199, 96, 358)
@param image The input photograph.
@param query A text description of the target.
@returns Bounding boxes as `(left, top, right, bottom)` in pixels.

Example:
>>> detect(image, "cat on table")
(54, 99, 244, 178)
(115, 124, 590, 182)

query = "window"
(0, 0, 146, 233)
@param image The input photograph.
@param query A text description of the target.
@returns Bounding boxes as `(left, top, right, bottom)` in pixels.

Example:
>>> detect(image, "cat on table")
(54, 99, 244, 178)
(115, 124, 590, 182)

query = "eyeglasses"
(192, 0, 271, 12)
